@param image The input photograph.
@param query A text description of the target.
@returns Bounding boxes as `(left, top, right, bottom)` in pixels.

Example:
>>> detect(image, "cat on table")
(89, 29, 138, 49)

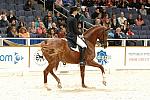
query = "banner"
(0, 47, 29, 68)
(30, 47, 48, 71)
(95, 47, 125, 68)
(126, 47, 150, 68)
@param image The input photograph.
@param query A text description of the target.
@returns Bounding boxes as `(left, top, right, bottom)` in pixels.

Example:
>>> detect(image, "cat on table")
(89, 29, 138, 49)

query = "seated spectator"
(53, 12, 62, 23)
(117, 0, 128, 8)
(105, 0, 113, 8)
(57, 23, 66, 38)
(35, 16, 43, 28)
(0, 10, 7, 21)
(95, 17, 102, 26)
(128, 0, 140, 9)
(17, 20, 26, 32)
(18, 27, 30, 38)
(110, 13, 119, 30)
(36, 21, 47, 37)
(139, 5, 147, 16)
(114, 27, 126, 45)
(91, 7, 101, 19)
(135, 14, 144, 26)
(122, 20, 129, 33)
(43, 15, 53, 29)
(114, 27, 126, 39)
(51, 22, 59, 32)
(101, 13, 111, 28)
(117, 12, 127, 26)
(46, 28, 55, 38)
(0, 15, 9, 28)
(126, 28, 134, 36)
(127, 13, 135, 25)
(7, 26, 19, 38)
(28, 21, 36, 34)
(24, 0, 35, 11)
(77, 22, 84, 33)
(7, 10, 17, 23)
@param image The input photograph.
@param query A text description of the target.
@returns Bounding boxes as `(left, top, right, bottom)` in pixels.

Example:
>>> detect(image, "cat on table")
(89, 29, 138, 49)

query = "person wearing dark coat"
(66, 6, 87, 66)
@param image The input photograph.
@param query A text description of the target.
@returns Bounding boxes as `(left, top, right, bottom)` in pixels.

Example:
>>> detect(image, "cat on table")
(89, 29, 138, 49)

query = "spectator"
(122, 20, 129, 33)
(117, 0, 128, 8)
(24, 0, 35, 11)
(45, 0, 55, 11)
(43, 15, 53, 29)
(7, 26, 19, 38)
(0, 10, 7, 21)
(77, 22, 84, 33)
(18, 27, 30, 38)
(81, 6, 91, 19)
(51, 22, 59, 32)
(36, 21, 47, 37)
(10, 19, 18, 27)
(117, 12, 127, 26)
(91, 7, 101, 19)
(0, 15, 9, 28)
(47, 28, 56, 38)
(28, 21, 36, 34)
(110, 13, 119, 30)
(95, 17, 102, 26)
(127, 13, 135, 25)
(135, 14, 144, 26)
(128, 0, 139, 9)
(57, 23, 66, 38)
(17, 20, 26, 32)
(101, 13, 111, 28)
(126, 28, 134, 36)
(139, 5, 147, 16)
(114, 27, 126, 45)
(105, 0, 113, 8)
(35, 16, 43, 28)
(7, 10, 17, 23)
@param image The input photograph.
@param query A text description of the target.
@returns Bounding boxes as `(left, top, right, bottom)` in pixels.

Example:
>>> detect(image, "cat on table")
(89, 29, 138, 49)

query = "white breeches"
(77, 36, 87, 48)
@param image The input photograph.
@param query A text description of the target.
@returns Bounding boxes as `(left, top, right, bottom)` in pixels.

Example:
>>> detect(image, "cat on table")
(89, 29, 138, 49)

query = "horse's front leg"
(80, 65, 88, 88)
(86, 60, 106, 86)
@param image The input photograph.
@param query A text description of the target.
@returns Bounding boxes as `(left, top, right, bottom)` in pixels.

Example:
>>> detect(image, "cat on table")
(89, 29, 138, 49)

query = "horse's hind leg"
(43, 64, 51, 90)
(50, 70, 62, 88)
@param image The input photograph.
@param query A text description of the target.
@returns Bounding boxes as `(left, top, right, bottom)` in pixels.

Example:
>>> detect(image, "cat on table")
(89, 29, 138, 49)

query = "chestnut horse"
(41, 26, 108, 89)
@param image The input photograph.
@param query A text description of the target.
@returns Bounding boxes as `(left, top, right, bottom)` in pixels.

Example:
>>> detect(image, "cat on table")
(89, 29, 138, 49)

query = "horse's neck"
(84, 28, 98, 47)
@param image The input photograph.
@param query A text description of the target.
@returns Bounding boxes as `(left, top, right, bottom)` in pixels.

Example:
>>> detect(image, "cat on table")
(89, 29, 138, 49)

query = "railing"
(0, 38, 150, 46)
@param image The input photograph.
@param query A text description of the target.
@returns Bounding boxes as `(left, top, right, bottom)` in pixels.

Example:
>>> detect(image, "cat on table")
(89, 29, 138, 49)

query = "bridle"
(98, 28, 108, 48)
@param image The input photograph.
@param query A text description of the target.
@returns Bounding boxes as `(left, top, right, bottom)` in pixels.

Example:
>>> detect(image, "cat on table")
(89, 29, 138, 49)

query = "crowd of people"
(0, 0, 150, 42)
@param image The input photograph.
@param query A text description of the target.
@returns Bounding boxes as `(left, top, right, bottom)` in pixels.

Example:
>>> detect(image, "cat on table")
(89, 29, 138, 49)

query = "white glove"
(79, 35, 84, 38)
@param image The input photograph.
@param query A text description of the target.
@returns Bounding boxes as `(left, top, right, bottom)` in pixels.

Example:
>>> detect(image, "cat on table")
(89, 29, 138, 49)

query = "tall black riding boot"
(79, 47, 86, 66)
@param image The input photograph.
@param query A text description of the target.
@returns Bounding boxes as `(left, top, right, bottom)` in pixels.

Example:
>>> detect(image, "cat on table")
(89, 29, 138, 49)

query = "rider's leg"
(77, 36, 87, 65)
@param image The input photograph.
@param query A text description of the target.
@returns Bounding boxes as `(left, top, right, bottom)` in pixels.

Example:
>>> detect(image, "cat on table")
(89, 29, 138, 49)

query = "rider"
(66, 6, 87, 66)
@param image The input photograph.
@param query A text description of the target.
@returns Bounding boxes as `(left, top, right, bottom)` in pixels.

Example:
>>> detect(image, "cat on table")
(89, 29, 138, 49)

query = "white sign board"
(126, 47, 150, 68)
(0, 47, 29, 68)
(30, 47, 48, 71)
(95, 47, 125, 68)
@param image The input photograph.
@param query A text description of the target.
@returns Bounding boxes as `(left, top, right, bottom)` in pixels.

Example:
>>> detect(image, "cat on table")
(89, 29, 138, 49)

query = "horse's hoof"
(103, 81, 107, 86)
(82, 84, 88, 88)
(44, 83, 51, 91)
(57, 83, 62, 89)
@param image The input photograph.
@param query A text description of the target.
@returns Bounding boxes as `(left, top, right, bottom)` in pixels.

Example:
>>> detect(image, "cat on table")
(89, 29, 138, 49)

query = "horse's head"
(97, 26, 109, 49)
